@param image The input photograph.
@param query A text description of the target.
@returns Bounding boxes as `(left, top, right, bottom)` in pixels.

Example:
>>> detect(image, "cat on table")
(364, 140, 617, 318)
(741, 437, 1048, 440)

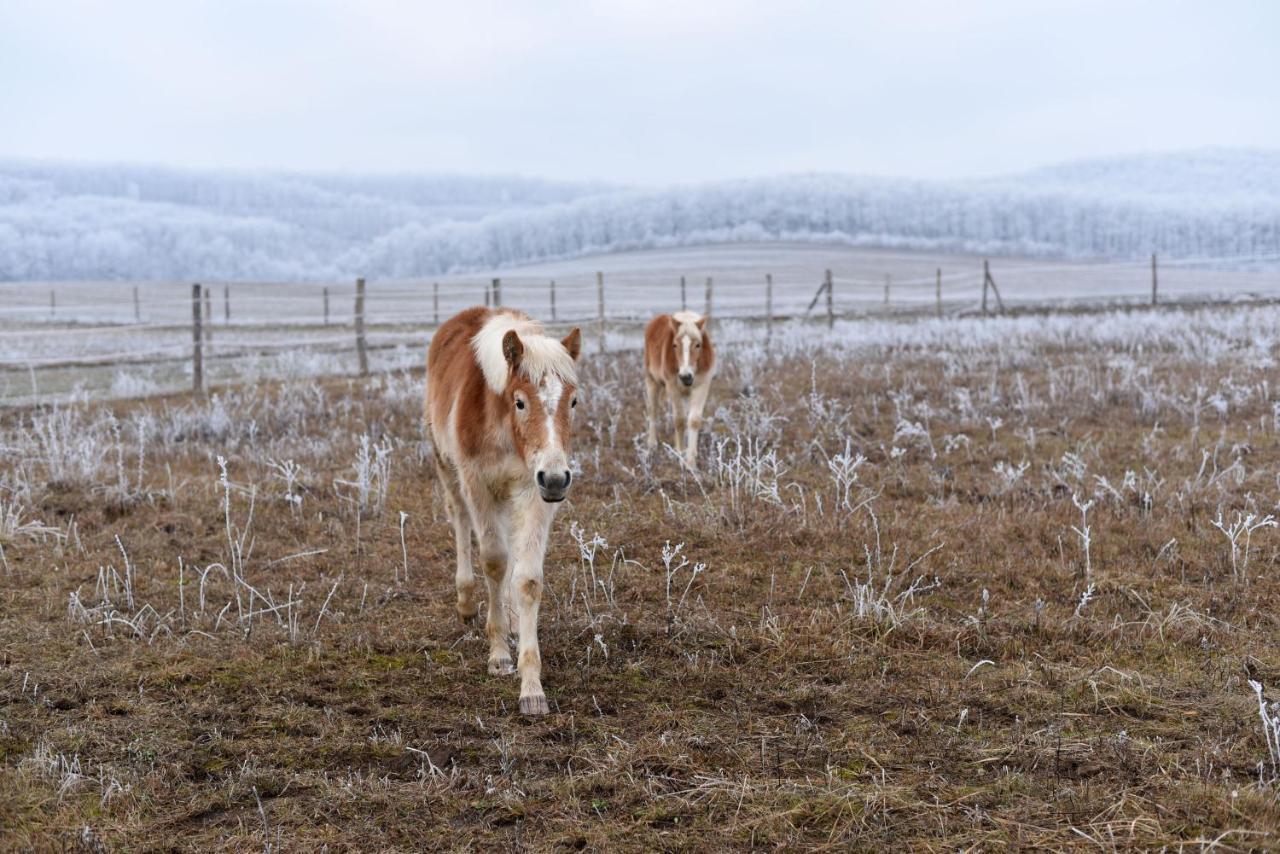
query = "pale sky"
(2, 0, 1277, 183)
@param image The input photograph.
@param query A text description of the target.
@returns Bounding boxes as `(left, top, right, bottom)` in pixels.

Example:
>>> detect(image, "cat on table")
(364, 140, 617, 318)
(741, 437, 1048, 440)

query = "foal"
(426, 307, 582, 716)
(643, 310, 716, 467)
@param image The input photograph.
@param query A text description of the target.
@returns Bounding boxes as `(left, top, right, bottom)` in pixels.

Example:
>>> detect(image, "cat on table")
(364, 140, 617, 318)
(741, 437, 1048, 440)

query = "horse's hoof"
(519, 694, 549, 716)
(457, 606, 478, 625)
(487, 656, 515, 676)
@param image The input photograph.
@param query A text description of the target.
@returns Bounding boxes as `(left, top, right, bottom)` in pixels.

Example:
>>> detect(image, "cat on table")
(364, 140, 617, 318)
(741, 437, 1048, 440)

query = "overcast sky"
(2, 0, 1277, 184)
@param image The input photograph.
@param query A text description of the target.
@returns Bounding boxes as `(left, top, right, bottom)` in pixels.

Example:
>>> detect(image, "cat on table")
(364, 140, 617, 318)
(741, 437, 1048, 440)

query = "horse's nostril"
(563, 471, 572, 487)
(536, 471, 546, 487)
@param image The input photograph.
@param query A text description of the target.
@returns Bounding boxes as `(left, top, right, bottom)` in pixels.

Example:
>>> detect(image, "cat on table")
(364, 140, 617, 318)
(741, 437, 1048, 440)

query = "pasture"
(5, 296, 1280, 849)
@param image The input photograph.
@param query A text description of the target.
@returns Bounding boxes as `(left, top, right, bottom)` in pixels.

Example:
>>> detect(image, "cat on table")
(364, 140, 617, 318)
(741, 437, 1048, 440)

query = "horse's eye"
(515, 398, 525, 410)
(571, 397, 577, 408)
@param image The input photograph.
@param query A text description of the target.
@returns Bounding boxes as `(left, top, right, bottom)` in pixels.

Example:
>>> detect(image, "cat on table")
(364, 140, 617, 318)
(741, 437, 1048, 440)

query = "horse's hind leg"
(434, 450, 477, 622)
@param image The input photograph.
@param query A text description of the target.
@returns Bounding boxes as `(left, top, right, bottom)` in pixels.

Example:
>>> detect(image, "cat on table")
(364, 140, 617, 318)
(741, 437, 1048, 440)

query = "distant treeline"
(1, 151, 1277, 281)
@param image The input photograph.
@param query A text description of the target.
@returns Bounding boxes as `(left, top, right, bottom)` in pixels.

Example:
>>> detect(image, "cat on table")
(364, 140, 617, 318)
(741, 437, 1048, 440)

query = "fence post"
(981, 260, 990, 315)
(680, 276, 687, 311)
(203, 285, 212, 344)
(824, 269, 834, 329)
(983, 260, 1006, 314)
(935, 268, 942, 318)
(484, 282, 491, 307)
(133, 286, 140, 322)
(49, 290, 55, 320)
(355, 277, 369, 376)
(1151, 253, 1158, 306)
(704, 276, 713, 319)
(433, 282, 440, 325)
(596, 271, 606, 354)
(884, 274, 891, 308)
(191, 283, 204, 394)
(492, 277, 502, 307)
(223, 285, 230, 324)
(323, 287, 330, 326)
(765, 273, 773, 345)
(550, 280, 556, 322)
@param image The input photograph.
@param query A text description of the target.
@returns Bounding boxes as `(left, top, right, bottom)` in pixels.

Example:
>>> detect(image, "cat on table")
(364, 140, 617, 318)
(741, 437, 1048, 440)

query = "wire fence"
(2, 251, 1278, 407)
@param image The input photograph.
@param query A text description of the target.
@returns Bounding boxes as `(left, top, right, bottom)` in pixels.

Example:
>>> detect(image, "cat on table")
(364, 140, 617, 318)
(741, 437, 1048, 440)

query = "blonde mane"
(472, 311, 579, 395)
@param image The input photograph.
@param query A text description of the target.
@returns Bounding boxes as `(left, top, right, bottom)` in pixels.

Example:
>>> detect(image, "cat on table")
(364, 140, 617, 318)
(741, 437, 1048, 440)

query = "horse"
(643, 310, 716, 467)
(425, 306, 582, 716)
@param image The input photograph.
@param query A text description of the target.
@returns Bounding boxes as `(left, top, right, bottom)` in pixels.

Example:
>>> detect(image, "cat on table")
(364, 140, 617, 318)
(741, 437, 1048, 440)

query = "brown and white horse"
(426, 307, 582, 716)
(643, 310, 716, 467)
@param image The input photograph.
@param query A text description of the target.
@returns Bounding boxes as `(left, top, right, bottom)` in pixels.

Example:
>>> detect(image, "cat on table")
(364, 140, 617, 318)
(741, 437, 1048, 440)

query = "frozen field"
(1, 242, 1277, 406)
(7, 297, 1280, 847)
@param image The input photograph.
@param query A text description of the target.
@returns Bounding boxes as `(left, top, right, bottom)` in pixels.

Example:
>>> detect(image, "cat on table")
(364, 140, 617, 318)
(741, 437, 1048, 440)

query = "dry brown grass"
(3, 308, 1280, 851)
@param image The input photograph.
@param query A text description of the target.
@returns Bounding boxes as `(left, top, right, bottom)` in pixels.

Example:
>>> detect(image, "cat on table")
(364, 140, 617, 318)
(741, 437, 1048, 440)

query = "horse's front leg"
(510, 494, 555, 715)
(684, 380, 711, 469)
(668, 385, 687, 453)
(463, 475, 513, 675)
(644, 373, 660, 449)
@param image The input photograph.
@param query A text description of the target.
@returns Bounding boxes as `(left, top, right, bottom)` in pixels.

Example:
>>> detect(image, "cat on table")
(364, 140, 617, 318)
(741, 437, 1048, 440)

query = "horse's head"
(670, 314, 707, 387)
(502, 327, 582, 503)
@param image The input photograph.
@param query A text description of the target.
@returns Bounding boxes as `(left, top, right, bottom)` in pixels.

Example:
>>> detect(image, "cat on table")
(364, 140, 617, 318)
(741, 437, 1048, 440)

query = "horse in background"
(425, 306, 582, 716)
(643, 310, 716, 468)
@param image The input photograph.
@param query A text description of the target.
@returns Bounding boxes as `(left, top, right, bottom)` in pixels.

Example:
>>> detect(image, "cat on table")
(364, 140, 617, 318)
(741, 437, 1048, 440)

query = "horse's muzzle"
(678, 372, 694, 387)
(536, 469, 571, 503)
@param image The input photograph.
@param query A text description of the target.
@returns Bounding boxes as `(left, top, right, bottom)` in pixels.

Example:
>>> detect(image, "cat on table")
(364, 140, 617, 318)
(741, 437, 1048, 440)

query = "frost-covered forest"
(1, 149, 1277, 281)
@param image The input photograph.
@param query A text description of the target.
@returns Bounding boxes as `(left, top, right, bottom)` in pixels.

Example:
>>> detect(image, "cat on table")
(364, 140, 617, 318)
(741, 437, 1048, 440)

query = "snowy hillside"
(1, 150, 1277, 282)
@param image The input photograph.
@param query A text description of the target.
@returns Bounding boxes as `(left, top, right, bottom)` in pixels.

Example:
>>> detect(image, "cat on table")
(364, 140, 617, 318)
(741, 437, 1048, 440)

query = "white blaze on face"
(531, 373, 569, 481)
(539, 374, 564, 452)
(680, 334, 693, 375)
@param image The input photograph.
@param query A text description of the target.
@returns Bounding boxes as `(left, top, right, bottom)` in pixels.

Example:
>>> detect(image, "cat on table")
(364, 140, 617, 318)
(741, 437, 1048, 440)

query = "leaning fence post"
(765, 273, 774, 345)
(492, 277, 502, 307)
(433, 282, 439, 325)
(550, 280, 556, 322)
(1151, 253, 1158, 306)
(981, 260, 990, 315)
(223, 285, 230, 324)
(355, 277, 369, 376)
(704, 276, 713, 319)
(133, 286, 140, 322)
(824, 269, 834, 329)
(596, 271, 606, 354)
(935, 268, 942, 318)
(983, 260, 1005, 314)
(191, 283, 204, 394)
(680, 276, 687, 311)
(484, 282, 491, 307)
(323, 287, 330, 326)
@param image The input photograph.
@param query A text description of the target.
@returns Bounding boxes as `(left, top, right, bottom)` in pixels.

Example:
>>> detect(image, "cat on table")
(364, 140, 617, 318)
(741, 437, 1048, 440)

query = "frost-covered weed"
(334, 434, 393, 517)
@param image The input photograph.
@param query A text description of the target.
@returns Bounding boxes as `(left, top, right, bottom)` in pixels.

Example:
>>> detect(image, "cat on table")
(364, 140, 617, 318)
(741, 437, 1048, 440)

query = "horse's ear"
(667, 315, 679, 335)
(696, 316, 707, 332)
(561, 327, 582, 361)
(502, 329, 524, 371)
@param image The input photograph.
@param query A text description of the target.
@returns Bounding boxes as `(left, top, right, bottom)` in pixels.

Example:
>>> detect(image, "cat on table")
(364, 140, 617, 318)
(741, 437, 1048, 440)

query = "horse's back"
(644, 314, 673, 377)
(425, 307, 494, 450)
